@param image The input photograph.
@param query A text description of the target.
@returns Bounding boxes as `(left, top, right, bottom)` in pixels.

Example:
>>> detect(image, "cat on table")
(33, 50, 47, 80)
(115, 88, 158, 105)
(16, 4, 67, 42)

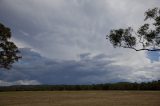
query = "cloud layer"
(0, 48, 159, 86)
(1, 0, 159, 59)
(0, 0, 160, 85)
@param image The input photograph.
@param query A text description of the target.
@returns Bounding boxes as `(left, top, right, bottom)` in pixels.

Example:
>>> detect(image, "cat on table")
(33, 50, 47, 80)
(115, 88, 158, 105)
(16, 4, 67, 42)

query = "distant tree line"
(0, 80, 160, 92)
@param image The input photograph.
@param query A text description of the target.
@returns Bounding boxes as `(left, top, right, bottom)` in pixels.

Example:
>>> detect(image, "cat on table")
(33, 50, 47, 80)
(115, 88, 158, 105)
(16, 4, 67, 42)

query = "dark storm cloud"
(1, 48, 160, 86)
(0, 48, 114, 85)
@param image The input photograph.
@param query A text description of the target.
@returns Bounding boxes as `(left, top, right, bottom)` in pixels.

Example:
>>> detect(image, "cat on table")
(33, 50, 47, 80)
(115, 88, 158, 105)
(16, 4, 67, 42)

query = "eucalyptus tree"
(107, 8, 160, 51)
(0, 23, 21, 69)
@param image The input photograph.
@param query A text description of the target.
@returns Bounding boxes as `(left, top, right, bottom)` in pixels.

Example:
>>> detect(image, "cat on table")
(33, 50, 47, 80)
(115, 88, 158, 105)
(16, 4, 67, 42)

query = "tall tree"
(107, 8, 160, 51)
(0, 23, 21, 69)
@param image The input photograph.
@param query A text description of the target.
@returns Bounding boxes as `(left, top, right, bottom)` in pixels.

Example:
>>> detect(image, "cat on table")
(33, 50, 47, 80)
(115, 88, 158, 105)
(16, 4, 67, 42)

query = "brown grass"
(0, 91, 160, 106)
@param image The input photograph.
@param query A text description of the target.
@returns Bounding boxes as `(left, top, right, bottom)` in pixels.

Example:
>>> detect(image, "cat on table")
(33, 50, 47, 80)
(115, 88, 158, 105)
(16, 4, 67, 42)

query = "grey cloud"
(3, 0, 158, 59)
(0, 80, 41, 86)
(0, 48, 159, 85)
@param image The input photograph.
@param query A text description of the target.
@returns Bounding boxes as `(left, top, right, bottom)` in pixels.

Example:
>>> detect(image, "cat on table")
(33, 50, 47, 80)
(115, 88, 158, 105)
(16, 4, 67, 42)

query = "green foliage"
(0, 23, 21, 69)
(109, 27, 136, 49)
(107, 7, 160, 51)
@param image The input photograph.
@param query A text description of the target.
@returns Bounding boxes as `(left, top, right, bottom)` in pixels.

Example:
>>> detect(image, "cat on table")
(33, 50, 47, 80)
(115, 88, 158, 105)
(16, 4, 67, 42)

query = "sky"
(0, 0, 160, 86)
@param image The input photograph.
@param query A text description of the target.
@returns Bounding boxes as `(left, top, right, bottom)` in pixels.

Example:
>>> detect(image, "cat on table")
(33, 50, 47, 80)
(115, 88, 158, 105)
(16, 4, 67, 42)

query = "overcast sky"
(0, 0, 160, 86)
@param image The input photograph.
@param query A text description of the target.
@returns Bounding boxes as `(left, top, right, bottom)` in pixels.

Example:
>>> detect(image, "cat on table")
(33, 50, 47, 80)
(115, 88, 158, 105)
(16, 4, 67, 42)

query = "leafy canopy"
(107, 8, 160, 51)
(0, 23, 21, 69)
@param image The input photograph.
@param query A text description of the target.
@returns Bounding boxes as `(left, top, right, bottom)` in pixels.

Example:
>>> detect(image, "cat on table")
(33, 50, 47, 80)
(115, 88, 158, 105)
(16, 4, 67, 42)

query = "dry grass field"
(0, 91, 160, 106)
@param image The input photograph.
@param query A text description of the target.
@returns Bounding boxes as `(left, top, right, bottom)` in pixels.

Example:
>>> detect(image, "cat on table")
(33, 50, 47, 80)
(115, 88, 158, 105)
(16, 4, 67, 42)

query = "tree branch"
(121, 46, 160, 51)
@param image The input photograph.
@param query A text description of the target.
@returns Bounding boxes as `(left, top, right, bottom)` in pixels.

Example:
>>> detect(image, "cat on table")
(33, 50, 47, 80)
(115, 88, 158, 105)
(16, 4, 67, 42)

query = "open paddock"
(0, 91, 160, 106)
